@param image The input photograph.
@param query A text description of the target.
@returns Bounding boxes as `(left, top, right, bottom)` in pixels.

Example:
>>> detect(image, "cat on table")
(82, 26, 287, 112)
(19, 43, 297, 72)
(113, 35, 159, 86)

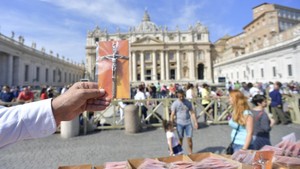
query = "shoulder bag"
(226, 124, 240, 155)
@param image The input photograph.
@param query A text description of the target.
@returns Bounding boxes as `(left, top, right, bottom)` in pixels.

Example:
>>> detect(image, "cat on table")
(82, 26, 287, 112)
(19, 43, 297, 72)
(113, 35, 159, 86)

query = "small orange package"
(96, 40, 130, 99)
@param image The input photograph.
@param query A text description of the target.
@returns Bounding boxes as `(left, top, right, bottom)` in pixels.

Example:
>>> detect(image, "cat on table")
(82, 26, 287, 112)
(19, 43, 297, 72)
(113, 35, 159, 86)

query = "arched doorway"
(197, 63, 204, 80)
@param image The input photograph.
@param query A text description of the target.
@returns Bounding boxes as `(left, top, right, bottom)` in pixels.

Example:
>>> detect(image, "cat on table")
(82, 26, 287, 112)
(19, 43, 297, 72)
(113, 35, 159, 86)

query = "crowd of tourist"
(1, 80, 298, 154)
(130, 80, 297, 154)
(0, 84, 74, 106)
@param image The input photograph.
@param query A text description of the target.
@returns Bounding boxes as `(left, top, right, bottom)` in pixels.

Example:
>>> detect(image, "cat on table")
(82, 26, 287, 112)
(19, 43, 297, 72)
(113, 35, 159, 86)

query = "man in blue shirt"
(269, 82, 289, 124)
(0, 86, 15, 105)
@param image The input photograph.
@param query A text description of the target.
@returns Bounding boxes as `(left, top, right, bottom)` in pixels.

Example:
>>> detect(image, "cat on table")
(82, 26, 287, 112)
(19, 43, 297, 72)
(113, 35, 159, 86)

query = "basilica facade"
(86, 11, 212, 84)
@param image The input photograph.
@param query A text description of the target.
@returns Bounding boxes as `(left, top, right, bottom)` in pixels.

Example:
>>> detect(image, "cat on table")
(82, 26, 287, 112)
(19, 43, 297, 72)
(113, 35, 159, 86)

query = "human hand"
(194, 122, 198, 129)
(52, 82, 111, 125)
(270, 118, 276, 127)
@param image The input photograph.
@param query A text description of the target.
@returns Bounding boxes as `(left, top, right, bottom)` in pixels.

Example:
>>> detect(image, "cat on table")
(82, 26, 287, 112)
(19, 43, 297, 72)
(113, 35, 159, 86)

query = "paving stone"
(0, 123, 299, 169)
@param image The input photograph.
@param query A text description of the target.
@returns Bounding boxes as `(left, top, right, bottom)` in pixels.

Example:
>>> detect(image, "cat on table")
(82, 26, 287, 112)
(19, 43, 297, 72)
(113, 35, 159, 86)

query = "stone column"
(152, 51, 157, 80)
(129, 52, 132, 81)
(206, 49, 212, 82)
(132, 52, 137, 81)
(140, 51, 145, 81)
(160, 51, 165, 80)
(189, 52, 195, 80)
(165, 51, 170, 80)
(176, 51, 181, 80)
(8, 55, 13, 86)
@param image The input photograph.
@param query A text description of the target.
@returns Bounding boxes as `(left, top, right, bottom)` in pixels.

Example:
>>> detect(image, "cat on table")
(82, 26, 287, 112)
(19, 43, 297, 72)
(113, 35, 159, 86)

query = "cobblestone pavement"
(1, 123, 300, 169)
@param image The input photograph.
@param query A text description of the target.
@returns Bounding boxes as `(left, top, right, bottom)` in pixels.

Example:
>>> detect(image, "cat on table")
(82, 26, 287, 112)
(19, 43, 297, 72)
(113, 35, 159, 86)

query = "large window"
(25, 65, 29, 82)
(146, 70, 151, 80)
(169, 52, 175, 61)
(251, 70, 254, 78)
(288, 64, 293, 76)
(145, 52, 151, 61)
(261, 68, 264, 78)
(156, 53, 160, 64)
(272, 66, 276, 77)
(137, 74, 141, 81)
(197, 34, 202, 40)
(198, 51, 204, 60)
(64, 72, 67, 83)
(53, 70, 56, 82)
(45, 69, 48, 82)
(58, 70, 61, 82)
(170, 69, 176, 80)
(36, 67, 40, 82)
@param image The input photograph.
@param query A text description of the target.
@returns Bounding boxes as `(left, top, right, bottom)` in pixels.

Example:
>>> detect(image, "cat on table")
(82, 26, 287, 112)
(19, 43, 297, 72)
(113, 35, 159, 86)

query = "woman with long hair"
(228, 90, 253, 152)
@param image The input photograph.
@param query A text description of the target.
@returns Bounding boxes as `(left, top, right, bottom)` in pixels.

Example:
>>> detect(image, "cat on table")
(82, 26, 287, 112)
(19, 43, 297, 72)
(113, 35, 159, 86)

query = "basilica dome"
(135, 10, 159, 32)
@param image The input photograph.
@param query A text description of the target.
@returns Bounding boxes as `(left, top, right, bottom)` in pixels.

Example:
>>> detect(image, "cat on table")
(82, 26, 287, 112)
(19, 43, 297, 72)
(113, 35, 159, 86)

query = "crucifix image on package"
(96, 40, 130, 99)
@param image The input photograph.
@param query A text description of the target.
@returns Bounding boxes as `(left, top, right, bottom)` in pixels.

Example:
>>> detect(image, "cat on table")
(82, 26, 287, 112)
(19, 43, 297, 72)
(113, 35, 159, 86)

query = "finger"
(87, 99, 111, 105)
(80, 88, 107, 100)
(85, 104, 110, 111)
(86, 97, 111, 103)
(73, 82, 99, 89)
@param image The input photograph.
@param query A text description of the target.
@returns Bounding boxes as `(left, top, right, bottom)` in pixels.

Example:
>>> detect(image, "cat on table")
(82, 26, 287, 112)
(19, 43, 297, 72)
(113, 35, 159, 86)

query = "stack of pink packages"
(264, 132, 300, 167)
(232, 132, 300, 168)
(104, 161, 130, 169)
(136, 157, 239, 169)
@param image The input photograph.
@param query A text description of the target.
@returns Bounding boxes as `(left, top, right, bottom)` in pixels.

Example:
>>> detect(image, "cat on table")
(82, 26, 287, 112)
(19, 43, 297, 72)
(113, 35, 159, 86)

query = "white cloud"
(168, 1, 207, 29)
(40, 0, 140, 26)
(204, 21, 236, 42)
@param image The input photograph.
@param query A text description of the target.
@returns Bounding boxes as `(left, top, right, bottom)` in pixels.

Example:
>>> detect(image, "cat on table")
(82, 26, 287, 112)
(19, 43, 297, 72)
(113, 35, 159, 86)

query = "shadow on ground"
(197, 146, 226, 154)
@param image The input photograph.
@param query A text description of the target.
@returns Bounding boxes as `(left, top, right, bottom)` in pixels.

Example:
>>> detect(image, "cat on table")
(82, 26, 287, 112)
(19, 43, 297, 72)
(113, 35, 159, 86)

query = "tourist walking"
(163, 120, 183, 156)
(171, 90, 198, 154)
(201, 83, 213, 123)
(269, 81, 290, 125)
(134, 84, 148, 123)
(251, 94, 275, 150)
(228, 90, 253, 153)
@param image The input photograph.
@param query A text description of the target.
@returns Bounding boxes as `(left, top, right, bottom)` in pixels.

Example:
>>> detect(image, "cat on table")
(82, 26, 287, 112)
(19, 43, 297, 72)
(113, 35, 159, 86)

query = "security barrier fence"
(1, 94, 299, 135)
(81, 95, 300, 134)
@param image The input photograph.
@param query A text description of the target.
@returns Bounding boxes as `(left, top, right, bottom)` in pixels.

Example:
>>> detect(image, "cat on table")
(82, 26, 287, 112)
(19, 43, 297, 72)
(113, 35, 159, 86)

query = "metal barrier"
(1, 94, 299, 135)
(81, 95, 300, 134)
(82, 97, 234, 134)
(284, 94, 300, 124)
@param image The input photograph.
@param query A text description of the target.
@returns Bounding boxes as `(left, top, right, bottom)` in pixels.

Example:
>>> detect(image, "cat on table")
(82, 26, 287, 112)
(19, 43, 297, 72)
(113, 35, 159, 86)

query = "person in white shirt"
(134, 84, 148, 123)
(186, 83, 195, 100)
(249, 83, 262, 101)
(163, 120, 183, 156)
(117, 100, 126, 124)
(0, 82, 110, 148)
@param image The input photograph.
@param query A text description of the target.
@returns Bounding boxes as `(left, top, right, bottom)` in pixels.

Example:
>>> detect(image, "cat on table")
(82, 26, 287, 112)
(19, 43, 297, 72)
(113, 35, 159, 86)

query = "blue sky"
(0, 0, 299, 63)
